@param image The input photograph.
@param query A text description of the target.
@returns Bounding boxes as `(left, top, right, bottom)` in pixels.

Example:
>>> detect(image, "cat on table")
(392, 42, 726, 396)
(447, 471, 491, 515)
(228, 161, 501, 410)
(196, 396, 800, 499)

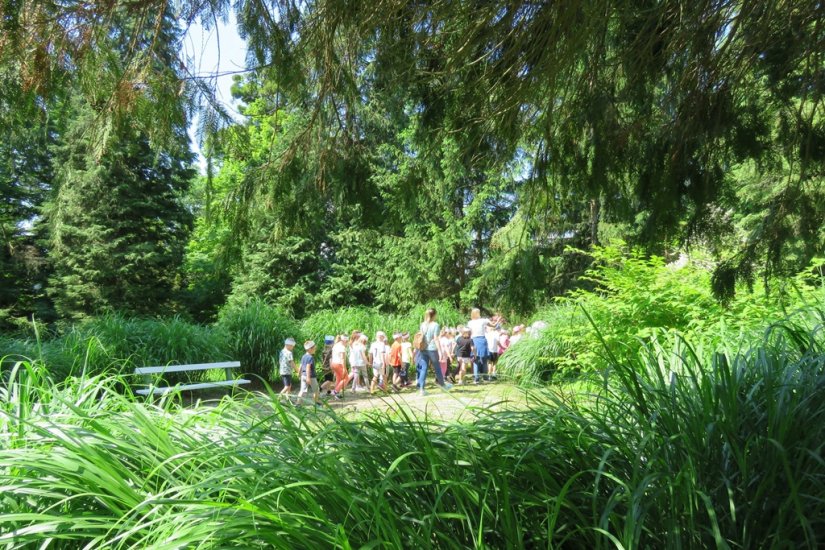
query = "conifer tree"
(45, 103, 195, 319)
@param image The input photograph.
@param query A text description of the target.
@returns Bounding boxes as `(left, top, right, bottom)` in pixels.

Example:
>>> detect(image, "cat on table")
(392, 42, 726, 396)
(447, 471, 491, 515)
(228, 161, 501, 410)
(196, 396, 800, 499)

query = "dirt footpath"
(321, 382, 532, 421)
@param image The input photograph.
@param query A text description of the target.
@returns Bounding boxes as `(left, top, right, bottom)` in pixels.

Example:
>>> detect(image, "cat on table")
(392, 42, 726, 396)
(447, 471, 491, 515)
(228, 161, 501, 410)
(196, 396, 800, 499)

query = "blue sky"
(182, 13, 247, 170)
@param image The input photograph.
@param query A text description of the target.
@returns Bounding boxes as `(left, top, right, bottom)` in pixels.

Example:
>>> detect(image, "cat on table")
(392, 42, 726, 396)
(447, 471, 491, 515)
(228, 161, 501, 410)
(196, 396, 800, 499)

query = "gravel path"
(319, 381, 531, 421)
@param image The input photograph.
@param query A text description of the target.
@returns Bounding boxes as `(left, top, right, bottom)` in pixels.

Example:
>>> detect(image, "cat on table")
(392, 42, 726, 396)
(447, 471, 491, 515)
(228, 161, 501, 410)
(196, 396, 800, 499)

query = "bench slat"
(134, 361, 241, 375)
(135, 379, 251, 396)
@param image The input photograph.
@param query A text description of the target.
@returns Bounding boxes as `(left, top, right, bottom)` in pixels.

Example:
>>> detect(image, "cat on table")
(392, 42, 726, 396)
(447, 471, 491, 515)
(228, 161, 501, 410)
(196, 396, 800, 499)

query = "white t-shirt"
(468, 318, 489, 338)
(485, 330, 499, 351)
(440, 336, 455, 357)
(332, 342, 347, 365)
(279, 348, 294, 375)
(401, 342, 413, 363)
(349, 342, 366, 366)
(369, 341, 387, 366)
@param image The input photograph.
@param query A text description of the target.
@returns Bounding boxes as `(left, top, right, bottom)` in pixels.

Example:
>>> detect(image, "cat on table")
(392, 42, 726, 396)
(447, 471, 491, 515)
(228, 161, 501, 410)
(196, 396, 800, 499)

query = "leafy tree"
(3, 1, 824, 314)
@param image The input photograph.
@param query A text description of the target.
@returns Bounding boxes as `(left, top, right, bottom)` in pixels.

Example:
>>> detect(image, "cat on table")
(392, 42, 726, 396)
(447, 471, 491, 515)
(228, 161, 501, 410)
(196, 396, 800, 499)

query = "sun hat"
(393, 332, 402, 339)
(376, 331, 386, 339)
(324, 335, 334, 345)
(340, 334, 349, 341)
(304, 340, 316, 350)
(285, 337, 296, 346)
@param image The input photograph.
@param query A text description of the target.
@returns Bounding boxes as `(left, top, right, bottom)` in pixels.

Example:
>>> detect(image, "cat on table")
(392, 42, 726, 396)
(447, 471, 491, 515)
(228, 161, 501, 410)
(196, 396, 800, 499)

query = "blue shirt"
(300, 353, 316, 378)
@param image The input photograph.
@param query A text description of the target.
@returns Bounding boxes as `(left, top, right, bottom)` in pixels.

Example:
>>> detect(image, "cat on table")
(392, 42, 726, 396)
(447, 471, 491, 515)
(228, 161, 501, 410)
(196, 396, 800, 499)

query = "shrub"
(216, 299, 303, 381)
(499, 245, 824, 382)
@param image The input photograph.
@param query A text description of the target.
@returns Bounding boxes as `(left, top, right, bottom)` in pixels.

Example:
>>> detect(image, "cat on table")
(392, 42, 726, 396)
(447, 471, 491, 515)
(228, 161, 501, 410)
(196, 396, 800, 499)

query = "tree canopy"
(0, 0, 823, 322)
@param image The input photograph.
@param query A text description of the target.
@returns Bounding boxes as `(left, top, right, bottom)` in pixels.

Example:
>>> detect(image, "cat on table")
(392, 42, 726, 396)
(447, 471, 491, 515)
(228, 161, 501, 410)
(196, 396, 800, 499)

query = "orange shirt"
(388, 341, 403, 367)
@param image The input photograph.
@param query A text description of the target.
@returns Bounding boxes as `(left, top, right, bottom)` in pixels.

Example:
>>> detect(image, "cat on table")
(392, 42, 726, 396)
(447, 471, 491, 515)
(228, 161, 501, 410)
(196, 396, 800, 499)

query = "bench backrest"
(134, 361, 241, 375)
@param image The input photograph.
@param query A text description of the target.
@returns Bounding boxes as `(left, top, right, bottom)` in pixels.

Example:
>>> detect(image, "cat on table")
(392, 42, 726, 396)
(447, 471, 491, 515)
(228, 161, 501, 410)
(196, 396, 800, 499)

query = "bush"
(499, 245, 824, 382)
(216, 299, 303, 381)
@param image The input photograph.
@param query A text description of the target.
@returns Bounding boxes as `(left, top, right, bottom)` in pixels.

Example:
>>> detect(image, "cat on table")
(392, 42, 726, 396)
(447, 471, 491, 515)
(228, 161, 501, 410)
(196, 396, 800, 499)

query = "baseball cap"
(304, 340, 316, 350)
(324, 335, 334, 345)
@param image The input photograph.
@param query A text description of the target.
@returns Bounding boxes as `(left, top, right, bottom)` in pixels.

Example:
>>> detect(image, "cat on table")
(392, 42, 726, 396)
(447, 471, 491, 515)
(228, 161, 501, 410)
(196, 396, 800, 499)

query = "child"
(298, 340, 321, 405)
(388, 332, 403, 391)
(400, 332, 413, 387)
(439, 328, 456, 383)
(369, 331, 388, 394)
(321, 335, 335, 395)
(330, 334, 348, 400)
(498, 329, 510, 356)
(279, 337, 297, 396)
(486, 324, 500, 382)
(455, 327, 474, 385)
(349, 334, 368, 391)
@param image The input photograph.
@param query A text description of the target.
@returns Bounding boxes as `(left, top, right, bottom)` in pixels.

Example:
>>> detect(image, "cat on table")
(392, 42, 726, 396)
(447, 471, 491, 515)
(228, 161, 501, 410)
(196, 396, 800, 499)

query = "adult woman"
(417, 308, 452, 395)
(467, 308, 490, 384)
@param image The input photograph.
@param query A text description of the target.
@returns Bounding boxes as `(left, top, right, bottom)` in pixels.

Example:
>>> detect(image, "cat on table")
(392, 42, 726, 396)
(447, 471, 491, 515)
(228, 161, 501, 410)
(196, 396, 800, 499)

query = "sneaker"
(419, 389, 426, 396)
(442, 383, 453, 391)
(335, 394, 343, 400)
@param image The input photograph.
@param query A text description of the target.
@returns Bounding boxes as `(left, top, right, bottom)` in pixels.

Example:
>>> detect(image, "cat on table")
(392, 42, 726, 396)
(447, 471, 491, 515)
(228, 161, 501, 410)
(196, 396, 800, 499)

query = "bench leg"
(224, 368, 233, 381)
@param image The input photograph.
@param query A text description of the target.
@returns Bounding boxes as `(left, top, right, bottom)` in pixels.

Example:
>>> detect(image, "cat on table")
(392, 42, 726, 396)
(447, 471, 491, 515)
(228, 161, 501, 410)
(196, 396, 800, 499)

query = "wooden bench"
(134, 361, 250, 396)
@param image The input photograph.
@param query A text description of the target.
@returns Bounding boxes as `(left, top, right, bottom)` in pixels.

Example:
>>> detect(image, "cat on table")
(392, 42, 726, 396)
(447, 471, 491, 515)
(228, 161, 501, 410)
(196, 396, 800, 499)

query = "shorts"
(351, 364, 367, 378)
(299, 377, 320, 397)
(281, 374, 292, 387)
(489, 352, 499, 363)
(372, 364, 385, 380)
(458, 357, 473, 367)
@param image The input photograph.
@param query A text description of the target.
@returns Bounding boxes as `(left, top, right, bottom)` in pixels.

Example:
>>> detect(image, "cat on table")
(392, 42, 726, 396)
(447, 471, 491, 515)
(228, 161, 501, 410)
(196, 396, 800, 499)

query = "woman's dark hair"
(424, 308, 437, 322)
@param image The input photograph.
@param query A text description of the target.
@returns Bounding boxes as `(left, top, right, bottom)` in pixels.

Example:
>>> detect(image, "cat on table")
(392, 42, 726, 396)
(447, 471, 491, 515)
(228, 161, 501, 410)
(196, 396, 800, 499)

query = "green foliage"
(216, 299, 303, 381)
(1, 318, 824, 547)
(45, 100, 195, 320)
(499, 245, 825, 383)
(1, 315, 229, 383)
(0, 89, 56, 329)
(301, 301, 463, 347)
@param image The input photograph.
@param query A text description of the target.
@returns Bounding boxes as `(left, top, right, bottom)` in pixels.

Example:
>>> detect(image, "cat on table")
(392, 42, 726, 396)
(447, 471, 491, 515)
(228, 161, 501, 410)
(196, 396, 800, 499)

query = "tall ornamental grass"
(216, 298, 303, 381)
(1, 318, 823, 547)
(0, 315, 229, 384)
(302, 301, 464, 345)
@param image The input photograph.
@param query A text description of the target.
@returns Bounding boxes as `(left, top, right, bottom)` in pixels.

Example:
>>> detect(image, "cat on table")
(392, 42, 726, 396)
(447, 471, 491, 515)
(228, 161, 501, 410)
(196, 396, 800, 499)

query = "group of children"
(277, 308, 528, 404)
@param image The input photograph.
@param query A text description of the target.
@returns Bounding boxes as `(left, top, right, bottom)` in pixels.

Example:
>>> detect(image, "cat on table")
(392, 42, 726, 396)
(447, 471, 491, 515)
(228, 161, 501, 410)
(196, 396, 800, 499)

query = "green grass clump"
(302, 300, 464, 345)
(2, 319, 824, 547)
(216, 298, 303, 381)
(1, 315, 230, 384)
